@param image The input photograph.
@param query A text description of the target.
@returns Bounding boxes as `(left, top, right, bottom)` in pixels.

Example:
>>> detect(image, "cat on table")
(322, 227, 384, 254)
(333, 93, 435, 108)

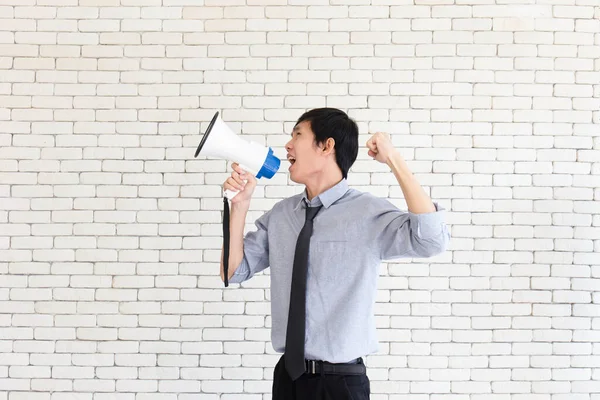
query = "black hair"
(294, 108, 359, 179)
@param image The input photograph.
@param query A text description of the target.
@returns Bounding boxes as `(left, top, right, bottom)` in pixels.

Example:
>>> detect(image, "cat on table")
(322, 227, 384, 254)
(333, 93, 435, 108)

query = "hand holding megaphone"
(223, 163, 257, 204)
(194, 111, 281, 202)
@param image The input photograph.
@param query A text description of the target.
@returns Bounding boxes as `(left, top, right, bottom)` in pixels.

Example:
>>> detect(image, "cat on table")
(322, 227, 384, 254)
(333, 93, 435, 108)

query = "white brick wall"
(0, 0, 599, 398)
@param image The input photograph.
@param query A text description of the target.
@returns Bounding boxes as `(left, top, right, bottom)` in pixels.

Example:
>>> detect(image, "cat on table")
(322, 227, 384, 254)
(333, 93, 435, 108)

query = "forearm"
(220, 202, 249, 281)
(386, 151, 436, 214)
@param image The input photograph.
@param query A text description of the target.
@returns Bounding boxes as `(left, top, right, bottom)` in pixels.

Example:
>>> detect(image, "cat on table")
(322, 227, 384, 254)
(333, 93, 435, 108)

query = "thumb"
(243, 170, 256, 183)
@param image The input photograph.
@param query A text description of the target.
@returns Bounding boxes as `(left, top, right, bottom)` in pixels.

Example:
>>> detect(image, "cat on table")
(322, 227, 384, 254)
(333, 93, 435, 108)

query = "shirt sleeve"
(228, 209, 271, 284)
(375, 200, 450, 260)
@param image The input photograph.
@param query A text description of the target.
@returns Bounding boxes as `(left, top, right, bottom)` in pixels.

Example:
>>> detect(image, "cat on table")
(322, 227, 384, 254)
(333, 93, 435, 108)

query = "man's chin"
(289, 171, 302, 185)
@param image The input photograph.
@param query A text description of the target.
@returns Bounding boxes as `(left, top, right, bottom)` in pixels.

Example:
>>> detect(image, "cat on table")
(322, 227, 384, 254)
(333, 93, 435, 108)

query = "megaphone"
(194, 111, 281, 200)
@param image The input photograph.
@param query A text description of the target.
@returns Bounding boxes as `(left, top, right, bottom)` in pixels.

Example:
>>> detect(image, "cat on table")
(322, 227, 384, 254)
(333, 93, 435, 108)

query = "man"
(221, 108, 450, 400)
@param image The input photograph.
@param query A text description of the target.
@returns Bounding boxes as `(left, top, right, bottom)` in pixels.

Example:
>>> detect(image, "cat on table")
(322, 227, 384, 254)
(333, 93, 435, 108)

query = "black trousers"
(272, 355, 370, 400)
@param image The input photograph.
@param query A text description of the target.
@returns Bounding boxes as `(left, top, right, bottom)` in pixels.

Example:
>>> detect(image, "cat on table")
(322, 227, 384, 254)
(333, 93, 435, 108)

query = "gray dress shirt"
(229, 179, 450, 363)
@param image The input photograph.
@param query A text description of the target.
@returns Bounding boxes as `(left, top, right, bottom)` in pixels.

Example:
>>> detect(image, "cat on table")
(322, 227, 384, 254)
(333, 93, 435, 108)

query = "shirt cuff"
(409, 202, 446, 240)
(227, 259, 248, 284)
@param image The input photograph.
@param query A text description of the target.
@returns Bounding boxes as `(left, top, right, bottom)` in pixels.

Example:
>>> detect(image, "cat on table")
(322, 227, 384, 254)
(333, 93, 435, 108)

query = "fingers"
(366, 137, 377, 153)
(224, 176, 244, 192)
(226, 166, 245, 190)
(224, 162, 258, 193)
(231, 170, 245, 186)
(231, 162, 242, 173)
(231, 163, 247, 176)
(231, 163, 256, 182)
(231, 163, 244, 178)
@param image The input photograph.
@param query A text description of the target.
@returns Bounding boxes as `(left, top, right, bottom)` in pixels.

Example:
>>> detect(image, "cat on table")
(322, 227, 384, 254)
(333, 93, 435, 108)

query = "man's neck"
(304, 172, 344, 201)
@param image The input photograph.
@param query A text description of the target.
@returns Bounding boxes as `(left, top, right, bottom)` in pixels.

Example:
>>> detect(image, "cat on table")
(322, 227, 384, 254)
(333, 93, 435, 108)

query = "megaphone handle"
(224, 189, 239, 200)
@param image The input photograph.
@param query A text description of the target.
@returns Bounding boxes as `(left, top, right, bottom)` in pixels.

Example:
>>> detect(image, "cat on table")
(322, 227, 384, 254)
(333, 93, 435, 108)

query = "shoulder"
(275, 191, 303, 212)
(259, 191, 303, 219)
(342, 188, 398, 213)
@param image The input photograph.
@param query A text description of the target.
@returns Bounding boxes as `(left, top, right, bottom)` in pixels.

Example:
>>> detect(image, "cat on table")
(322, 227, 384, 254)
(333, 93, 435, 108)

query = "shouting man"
(221, 108, 450, 400)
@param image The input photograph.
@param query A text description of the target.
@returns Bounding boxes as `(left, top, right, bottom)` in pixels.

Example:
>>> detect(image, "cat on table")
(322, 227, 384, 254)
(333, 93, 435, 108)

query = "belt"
(304, 358, 366, 376)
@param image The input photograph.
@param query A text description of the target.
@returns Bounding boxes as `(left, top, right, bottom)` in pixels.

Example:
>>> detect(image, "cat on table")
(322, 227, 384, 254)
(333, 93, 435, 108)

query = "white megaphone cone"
(194, 111, 281, 200)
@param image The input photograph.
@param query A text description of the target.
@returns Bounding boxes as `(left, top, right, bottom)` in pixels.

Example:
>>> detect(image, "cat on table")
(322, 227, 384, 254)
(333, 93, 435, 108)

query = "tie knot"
(305, 205, 321, 222)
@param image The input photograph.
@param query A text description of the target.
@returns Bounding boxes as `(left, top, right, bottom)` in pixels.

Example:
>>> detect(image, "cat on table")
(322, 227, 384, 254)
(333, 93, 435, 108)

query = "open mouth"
(287, 155, 296, 166)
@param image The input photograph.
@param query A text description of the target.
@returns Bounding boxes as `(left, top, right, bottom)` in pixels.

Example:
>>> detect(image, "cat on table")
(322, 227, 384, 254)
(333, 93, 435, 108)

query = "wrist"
(385, 150, 403, 168)
(231, 201, 250, 212)
(387, 150, 413, 183)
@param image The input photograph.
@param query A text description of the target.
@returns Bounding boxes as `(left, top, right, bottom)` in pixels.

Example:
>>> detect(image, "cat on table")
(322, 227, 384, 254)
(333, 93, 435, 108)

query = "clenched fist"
(366, 132, 397, 164)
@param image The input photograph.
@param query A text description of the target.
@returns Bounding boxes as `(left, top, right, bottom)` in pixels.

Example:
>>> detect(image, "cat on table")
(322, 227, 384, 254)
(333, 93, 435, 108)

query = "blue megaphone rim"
(256, 148, 280, 179)
(195, 111, 219, 158)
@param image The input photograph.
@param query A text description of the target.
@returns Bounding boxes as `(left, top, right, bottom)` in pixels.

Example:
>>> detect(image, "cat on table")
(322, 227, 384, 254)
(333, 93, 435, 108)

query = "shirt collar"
(294, 179, 349, 211)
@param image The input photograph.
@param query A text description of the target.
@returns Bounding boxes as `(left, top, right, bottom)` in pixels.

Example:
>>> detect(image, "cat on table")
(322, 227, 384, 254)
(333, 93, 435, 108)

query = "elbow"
(413, 231, 450, 258)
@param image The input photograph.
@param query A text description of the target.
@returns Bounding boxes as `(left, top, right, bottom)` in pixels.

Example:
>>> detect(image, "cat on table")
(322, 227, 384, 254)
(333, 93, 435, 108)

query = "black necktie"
(284, 202, 322, 380)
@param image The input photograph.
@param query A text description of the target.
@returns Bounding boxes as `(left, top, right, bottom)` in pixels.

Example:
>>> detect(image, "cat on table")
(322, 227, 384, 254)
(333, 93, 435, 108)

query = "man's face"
(285, 121, 326, 184)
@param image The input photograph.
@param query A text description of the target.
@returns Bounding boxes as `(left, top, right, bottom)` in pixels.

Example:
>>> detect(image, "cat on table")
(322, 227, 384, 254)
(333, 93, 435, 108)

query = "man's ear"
(322, 138, 335, 155)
